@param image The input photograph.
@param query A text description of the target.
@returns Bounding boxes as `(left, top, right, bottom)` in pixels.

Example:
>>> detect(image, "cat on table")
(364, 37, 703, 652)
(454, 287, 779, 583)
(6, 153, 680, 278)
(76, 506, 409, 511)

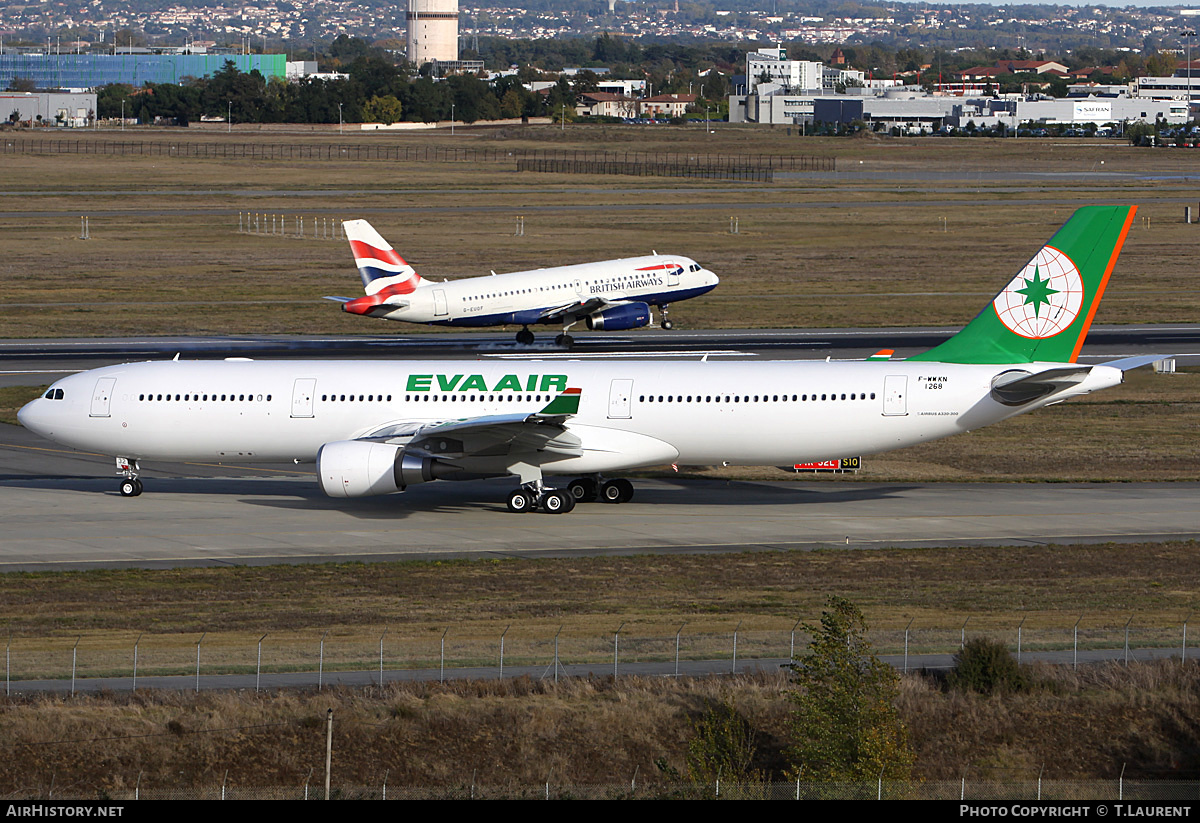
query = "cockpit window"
(43, 388, 64, 400)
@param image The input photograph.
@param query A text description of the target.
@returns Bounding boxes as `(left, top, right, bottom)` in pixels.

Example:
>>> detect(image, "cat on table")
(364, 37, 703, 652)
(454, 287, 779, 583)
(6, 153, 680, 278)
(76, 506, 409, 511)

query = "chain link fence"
(0, 136, 836, 172)
(3, 617, 1194, 694)
(4, 779, 1200, 800)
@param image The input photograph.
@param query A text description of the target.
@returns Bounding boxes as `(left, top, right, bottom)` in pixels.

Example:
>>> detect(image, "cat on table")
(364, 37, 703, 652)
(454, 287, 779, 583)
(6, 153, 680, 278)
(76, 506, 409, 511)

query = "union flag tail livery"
(910, 205, 1136, 365)
(341, 219, 425, 316)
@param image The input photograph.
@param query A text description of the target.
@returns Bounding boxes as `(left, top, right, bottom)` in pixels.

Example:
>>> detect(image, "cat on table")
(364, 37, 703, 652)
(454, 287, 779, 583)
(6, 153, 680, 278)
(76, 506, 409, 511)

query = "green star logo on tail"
(991, 246, 1084, 340)
(1015, 265, 1060, 318)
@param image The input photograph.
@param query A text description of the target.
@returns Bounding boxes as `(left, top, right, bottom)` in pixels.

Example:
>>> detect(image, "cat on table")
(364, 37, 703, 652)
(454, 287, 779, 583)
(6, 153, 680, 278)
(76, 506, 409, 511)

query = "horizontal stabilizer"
(1100, 354, 1175, 372)
(323, 296, 353, 303)
(990, 366, 1091, 406)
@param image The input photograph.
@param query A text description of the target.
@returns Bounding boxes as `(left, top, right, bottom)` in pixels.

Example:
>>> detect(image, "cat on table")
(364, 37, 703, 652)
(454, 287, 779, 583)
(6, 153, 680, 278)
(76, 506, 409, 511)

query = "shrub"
(948, 637, 1030, 695)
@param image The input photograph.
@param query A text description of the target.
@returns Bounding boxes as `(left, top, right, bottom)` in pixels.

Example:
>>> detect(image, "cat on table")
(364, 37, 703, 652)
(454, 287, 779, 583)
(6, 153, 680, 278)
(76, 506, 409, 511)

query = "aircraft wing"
(360, 389, 584, 460)
(537, 297, 624, 322)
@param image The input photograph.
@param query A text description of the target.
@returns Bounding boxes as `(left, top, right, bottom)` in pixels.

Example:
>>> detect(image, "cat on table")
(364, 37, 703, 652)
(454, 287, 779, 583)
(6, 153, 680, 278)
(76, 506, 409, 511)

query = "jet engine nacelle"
(316, 440, 440, 498)
(585, 302, 651, 331)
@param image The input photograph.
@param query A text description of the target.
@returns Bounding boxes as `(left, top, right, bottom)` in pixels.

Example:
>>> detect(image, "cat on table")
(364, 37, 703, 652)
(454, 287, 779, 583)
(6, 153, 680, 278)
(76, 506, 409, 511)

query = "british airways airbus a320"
(20, 206, 1161, 515)
(324, 220, 720, 345)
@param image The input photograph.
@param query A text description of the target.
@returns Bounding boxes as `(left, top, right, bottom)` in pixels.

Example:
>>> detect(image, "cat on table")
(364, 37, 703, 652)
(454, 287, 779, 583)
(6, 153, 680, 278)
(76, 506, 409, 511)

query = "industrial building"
(0, 52, 285, 90)
(1, 91, 97, 127)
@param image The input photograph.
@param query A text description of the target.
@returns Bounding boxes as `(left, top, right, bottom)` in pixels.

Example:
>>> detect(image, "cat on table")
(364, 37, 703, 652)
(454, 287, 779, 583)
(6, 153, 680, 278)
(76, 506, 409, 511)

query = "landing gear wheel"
(516, 328, 535, 345)
(540, 490, 574, 514)
(662, 319, 674, 330)
(119, 479, 140, 497)
(133, 479, 143, 496)
(506, 489, 535, 513)
(568, 478, 598, 503)
(600, 479, 634, 504)
(555, 333, 574, 348)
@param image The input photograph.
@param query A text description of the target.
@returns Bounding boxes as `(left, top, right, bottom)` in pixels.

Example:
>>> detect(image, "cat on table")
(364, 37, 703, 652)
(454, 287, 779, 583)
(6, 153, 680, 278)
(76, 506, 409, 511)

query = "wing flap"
(359, 390, 585, 460)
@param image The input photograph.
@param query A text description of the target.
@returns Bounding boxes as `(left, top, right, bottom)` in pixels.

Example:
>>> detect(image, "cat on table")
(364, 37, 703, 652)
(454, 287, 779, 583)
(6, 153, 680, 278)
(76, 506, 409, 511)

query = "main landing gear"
(515, 326, 535, 345)
(116, 457, 143, 497)
(506, 477, 634, 513)
(506, 485, 574, 514)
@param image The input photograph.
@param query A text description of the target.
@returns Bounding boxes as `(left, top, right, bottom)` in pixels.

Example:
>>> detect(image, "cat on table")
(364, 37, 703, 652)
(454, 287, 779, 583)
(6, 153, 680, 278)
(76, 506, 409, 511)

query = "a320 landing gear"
(660, 303, 674, 331)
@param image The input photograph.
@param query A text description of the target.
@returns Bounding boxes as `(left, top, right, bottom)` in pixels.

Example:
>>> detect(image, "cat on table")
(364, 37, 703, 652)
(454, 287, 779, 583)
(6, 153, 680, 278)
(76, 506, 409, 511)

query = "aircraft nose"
(17, 397, 49, 438)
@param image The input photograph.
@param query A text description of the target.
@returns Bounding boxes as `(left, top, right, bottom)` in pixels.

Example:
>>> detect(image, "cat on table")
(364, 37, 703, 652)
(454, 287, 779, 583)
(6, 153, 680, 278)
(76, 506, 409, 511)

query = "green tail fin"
(909, 205, 1136, 364)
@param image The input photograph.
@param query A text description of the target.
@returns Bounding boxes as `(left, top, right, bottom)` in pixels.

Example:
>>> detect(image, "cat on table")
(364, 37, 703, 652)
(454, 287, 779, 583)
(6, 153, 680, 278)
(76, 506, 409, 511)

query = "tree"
(785, 597, 914, 781)
(362, 94, 403, 125)
(684, 701, 760, 785)
(947, 637, 1030, 695)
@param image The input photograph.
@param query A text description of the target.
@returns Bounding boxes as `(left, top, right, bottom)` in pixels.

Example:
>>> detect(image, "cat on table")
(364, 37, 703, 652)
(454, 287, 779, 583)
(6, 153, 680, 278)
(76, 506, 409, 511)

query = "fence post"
(318, 629, 330, 691)
(71, 636, 80, 697)
(256, 633, 267, 692)
(195, 632, 206, 693)
(378, 627, 388, 687)
(133, 632, 142, 692)
(500, 624, 510, 680)
(675, 623, 685, 677)
(614, 622, 626, 678)
(1017, 616, 1026, 664)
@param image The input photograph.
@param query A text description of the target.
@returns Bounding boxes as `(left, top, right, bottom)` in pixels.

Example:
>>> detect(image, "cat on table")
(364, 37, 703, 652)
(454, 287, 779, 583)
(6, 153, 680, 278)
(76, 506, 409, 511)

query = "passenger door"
(291, 378, 316, 418)
(882, 375, 908, 416)
(89, 377, 116, 418)
(607, 379, 633, 419)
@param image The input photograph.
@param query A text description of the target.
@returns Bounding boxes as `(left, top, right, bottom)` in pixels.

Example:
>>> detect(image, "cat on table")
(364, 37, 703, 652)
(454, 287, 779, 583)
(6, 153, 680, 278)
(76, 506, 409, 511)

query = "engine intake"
(317, 440, 444, 498)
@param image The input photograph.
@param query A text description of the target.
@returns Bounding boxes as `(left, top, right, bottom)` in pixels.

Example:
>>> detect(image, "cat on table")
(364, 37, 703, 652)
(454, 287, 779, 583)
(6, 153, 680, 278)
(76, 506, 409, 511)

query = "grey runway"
(1, 419, 1198, 571)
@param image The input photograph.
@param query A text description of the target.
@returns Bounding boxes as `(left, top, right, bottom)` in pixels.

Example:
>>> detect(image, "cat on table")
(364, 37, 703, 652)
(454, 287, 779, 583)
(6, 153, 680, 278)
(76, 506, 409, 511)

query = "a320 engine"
(585, 302, 651, 331)
(316, 440, 448, 498)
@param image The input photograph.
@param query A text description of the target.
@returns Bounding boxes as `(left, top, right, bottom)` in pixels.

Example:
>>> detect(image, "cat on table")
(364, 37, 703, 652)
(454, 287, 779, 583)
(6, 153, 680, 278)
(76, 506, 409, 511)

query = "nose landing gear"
(116, 457, 143, 497)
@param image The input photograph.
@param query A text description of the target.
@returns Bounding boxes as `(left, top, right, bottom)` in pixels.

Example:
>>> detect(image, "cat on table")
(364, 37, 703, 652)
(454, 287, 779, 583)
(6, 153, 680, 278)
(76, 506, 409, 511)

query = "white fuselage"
(371, 256, 718, 326)
(19, 358, 1123, 477)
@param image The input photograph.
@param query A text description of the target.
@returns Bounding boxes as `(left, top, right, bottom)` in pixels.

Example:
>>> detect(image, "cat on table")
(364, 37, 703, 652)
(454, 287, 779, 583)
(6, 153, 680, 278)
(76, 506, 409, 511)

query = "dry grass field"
(2, 127, 1199, 792)
(3, 662, 1200, 793)
(3, 126, 1200, 336)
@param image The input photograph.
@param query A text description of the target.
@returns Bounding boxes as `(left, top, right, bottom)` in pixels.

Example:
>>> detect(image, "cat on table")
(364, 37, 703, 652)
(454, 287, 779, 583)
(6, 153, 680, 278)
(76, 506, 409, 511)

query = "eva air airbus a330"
(19, 206, 1159, 514)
